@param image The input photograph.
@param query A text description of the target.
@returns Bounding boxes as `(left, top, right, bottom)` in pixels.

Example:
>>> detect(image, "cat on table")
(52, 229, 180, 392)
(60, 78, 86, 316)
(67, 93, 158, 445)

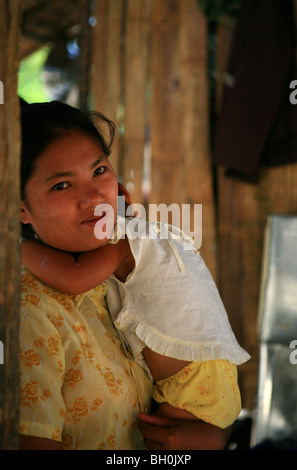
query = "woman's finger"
(143, 439, 165, 451)
(138, 412, 175, 427)
(138, 419, 168, 445)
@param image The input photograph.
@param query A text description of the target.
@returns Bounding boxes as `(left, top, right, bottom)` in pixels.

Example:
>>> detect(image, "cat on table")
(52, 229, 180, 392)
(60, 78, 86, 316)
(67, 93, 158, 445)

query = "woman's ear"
(118, 182, 133, 206)
(20, 201, 32, 225)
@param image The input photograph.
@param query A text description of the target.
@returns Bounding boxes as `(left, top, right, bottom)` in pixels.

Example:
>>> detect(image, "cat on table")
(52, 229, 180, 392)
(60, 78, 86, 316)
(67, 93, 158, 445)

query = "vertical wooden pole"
(178, 0, 217, 279)
(149, 0, 217, 278)
(92, 0, 124, 176)
(122, 0, 151, 204)
(150, 0, 181, 209)
(79, 0, 92, 112)
(0, 0, 22, 450)
(92, 1, 217, 278)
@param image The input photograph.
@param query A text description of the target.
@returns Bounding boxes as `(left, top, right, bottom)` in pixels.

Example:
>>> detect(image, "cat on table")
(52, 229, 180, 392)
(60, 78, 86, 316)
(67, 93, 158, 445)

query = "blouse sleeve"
(153, 360, 241, 429)
(19, 303, 66, 441)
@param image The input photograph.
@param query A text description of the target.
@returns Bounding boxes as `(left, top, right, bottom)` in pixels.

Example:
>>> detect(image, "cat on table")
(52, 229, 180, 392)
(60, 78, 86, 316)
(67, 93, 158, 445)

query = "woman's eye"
(52, 182, 69, 191)
(94, 166, 105, 176)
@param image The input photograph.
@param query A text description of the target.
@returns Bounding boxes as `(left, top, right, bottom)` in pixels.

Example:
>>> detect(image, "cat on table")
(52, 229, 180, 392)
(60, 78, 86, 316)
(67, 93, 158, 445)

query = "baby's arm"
(140, 348, 230, 449)
(21, 238, 131, 295)
(142, 348, 196, 421)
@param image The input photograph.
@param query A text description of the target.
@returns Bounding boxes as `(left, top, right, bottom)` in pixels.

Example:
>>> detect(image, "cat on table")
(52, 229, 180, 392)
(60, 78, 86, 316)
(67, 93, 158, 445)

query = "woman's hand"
(138, 413, 231, 450)
(19, 435, 62, 450)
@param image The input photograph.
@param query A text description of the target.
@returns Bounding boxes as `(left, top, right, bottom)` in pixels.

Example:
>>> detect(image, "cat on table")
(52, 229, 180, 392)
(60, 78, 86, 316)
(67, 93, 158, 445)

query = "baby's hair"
(20, 99, 116, 239)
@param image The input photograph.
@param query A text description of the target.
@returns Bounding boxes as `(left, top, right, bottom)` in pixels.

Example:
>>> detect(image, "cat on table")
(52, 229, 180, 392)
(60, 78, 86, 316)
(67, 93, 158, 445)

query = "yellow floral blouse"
(19, 268, 153, 450)
(19, 268, 242, 449)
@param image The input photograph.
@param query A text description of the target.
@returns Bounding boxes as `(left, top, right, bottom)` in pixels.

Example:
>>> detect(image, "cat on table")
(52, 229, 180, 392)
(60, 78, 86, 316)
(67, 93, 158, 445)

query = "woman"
(19, 100, 231, 450)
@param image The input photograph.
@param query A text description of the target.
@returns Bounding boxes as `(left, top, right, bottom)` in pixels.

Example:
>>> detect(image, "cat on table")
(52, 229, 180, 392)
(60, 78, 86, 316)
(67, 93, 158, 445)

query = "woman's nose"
(78, 185, 103, 209)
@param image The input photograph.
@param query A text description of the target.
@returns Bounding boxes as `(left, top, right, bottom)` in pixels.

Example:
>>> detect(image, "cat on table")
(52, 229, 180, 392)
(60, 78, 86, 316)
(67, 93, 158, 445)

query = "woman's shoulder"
(21, 266, 107, 318)
(21, 266, 75, 312)
(21, 265, 49, 295)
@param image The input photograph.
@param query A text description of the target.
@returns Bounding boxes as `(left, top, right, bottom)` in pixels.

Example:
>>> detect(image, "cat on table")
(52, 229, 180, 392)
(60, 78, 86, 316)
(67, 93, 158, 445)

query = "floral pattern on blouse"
(19, 268, 153, 450)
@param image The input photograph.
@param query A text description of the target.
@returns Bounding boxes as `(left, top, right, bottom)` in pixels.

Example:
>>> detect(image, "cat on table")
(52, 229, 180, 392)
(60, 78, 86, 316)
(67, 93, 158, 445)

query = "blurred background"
(1, 0, 297, 450)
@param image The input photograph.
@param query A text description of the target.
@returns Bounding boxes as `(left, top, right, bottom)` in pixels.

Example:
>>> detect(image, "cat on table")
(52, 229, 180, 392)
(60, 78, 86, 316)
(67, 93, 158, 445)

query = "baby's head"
(20, 100, 119, 251)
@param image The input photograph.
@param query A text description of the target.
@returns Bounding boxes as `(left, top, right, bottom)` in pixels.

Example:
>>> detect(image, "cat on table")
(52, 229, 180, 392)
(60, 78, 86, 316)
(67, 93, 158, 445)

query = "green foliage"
(197, 0, 241, 21)
(18, 45, 51, 103)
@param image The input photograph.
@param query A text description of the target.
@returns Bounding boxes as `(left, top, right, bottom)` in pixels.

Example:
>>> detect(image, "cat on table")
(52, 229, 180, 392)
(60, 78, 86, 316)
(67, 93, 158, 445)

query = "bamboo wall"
(92, 0, 297, 411)
(91, 0, 217, 280)
(216, 22, 297, 410)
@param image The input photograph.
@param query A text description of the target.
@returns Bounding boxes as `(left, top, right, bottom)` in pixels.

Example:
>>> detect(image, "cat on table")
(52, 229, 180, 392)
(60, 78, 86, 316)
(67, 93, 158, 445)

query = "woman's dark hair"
(20, 99, 116, 238)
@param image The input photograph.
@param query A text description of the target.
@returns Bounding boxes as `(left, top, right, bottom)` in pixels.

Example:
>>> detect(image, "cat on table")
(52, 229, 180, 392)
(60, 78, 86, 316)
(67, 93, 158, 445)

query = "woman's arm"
(19, 435, 63, 450)
(138, 414, 231, 450)
(21, 238, 131, 295)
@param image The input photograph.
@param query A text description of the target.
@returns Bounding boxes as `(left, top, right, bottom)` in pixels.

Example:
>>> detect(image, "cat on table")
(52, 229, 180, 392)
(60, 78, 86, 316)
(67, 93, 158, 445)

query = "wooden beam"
(149, 0, 217, 278)
(19, 36, 45, 60)
(91, 0, 124, 177)
(79, 0, 92, 112)
(0, 0, 22, 450)
(150, 0, 181, 209)
(121, 0, 151, 204)
(178, 0, 217, 279)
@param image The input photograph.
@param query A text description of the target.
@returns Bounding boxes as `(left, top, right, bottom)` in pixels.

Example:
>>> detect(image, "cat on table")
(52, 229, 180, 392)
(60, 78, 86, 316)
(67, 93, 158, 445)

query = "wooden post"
(91, 0, 124, 177)
(79, 0, 92, 112)
(0, 0, 22, 450)
(122, 0, 151, 205)
(149, 0, 217, 278)
(150, 0, 181, 209)
(178, 0, 217, 279)
(92, 1, 217, 276)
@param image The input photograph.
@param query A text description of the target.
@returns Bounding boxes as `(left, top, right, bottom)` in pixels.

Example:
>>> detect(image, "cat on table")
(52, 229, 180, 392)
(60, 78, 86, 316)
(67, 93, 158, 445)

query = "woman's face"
(21, 131, 119, 252)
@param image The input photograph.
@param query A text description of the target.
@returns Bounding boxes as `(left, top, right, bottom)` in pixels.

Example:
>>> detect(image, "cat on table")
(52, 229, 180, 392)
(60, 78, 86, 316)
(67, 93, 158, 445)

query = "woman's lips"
(81, 208, 114, 240)
(81, 212, 106, 227)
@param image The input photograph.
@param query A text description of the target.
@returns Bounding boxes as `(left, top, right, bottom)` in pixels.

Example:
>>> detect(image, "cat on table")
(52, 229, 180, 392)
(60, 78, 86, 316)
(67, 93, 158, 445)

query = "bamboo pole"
(0, 0, 22, 450)
(79, 0, 92, 112)
(149, 0, 181, 209)
(149, 0, 217, 278)
(91, 0, 124, 176)
(178, 0, 217, 279)
(121, 0, 152, 205)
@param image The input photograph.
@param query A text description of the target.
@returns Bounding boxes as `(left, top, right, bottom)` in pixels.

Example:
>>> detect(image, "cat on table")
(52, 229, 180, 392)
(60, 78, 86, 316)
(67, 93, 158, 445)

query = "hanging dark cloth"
(212, 0, 297, 182)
